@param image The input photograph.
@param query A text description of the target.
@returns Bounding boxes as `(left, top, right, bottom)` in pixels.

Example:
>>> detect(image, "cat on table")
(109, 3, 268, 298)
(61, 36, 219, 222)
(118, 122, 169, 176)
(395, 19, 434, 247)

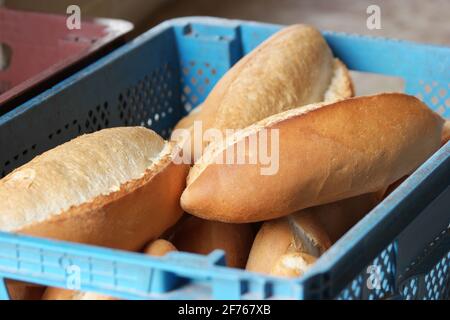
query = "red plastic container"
(0, 8, 133, 112)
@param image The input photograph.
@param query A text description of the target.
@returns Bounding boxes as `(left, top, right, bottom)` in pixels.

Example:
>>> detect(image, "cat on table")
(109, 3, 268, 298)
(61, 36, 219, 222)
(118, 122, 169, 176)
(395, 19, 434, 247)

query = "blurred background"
(1, 0, 449, 95)
(2, 0, 449, 45)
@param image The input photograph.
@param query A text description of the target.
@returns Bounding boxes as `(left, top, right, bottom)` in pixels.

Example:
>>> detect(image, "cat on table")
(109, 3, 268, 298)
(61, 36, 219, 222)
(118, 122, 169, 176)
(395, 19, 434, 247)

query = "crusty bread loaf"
(246, 213, 331, 275)
(42, 239, 177, 300)
(196, 25, 353, 130)
(0, 127, 188, 250)
(246, 192, 378, 277)
(171, 24, 353, 161)
(182, 93, 443, 222)
(169, 215, 254, 268)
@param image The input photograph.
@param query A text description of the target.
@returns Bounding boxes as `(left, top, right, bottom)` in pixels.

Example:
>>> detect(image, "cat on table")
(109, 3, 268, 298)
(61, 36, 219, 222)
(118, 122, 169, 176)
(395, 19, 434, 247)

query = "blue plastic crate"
(0, 17, 449, 300)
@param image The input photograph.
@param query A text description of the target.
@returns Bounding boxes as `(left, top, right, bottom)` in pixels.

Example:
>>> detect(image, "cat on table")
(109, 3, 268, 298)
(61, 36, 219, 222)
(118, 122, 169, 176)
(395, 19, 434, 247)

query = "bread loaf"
(246, 192, 380, 277)
(0, 127, 188, 250)
(172, 24, 353, 161)
(246, 213, 331, 276)
(181, 93, 443, 222)
(169, 215, 254, 268)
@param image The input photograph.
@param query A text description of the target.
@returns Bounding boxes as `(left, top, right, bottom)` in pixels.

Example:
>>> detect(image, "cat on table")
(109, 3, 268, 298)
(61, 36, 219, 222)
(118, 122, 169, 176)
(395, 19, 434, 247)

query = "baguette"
(246, 193, 379, 277)
(181, 93, 443, 222)
(169, 215, 254, 268)
(0, 127, 188, 250)
(246, 213, 331, 276)
(172, 24, 353, 161)
(42, 239, 177, 300)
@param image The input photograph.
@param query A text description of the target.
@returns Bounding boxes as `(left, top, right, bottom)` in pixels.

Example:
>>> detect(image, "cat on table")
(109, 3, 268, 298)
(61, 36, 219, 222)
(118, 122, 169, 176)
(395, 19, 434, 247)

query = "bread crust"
(0, 127, 189, 251)
(246, 213, 331, 276)
(169, 215, 254, 268)
(182, 93, 443, 222)
(203, 25, 353, 131)
(18, 160, 187, 251)
(171, 25, 354, 162)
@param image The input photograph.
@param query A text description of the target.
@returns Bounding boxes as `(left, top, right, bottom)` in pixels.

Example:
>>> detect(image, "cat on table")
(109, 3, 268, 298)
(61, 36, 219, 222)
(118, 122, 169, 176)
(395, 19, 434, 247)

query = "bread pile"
(0, 25, 445, 300)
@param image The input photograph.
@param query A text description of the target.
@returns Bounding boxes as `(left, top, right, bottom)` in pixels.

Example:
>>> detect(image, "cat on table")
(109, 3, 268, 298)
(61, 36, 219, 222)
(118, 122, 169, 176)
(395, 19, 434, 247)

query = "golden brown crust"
(169, 215, 254, 268)
(171, 25, 354, 162)
(0, 127, 189, 251)
(18, 159, 188, 251)
(182, 93, 443, 222)
(0, 127, 167, 231)
(210, 24, 336, 131)
(245, 219, 293, 274)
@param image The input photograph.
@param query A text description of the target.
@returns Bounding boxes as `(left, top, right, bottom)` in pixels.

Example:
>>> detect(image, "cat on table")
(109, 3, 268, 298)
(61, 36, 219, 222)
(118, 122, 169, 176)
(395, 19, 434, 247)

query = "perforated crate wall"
(406, 80, 450, 119)
(337, 242, 397, 300)
(180, 60, 218, 112)
(116, 63, 179, 139)
(399, 225, 450, 300)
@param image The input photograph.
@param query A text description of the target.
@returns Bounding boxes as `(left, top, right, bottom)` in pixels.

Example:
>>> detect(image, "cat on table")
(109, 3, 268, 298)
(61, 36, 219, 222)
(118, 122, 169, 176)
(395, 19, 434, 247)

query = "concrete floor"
(150, 0, 449, 96)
